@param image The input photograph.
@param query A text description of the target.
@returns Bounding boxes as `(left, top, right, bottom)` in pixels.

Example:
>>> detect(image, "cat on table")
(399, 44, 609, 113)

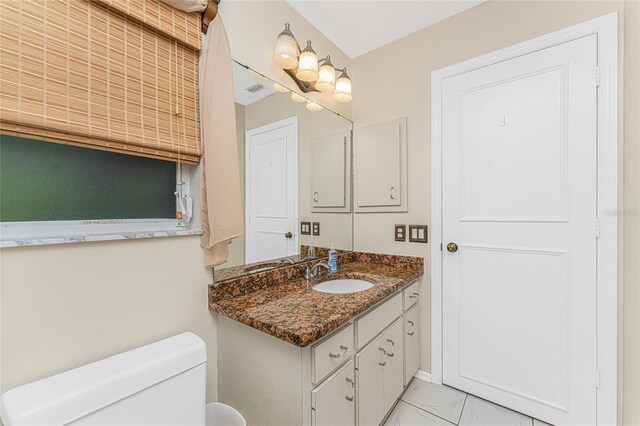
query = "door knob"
(285, 232, 293, 239)
(447, 242, 458, 253)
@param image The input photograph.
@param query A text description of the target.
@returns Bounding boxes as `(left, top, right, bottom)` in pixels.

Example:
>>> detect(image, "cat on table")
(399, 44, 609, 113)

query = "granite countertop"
(212, 246, 344, 283)
(208, 252, 424, 347)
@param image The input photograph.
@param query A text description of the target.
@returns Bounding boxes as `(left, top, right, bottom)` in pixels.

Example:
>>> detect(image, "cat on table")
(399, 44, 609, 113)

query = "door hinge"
(595, 367, 601, 388)
(595, 219, 601, 238)
(595, 67, 601, 87)
(440, 243, 443, 252)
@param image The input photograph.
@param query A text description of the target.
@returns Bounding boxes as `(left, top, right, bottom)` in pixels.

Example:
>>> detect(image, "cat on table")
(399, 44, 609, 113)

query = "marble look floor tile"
(459, 395, 532, 426)
(384, 401, 457, 426)
(533, 419, 553, 426)
(400, 379, 467, 424)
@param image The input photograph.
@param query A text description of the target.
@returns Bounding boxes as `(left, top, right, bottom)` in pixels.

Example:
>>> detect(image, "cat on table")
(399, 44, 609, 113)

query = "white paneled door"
(441, 35, 597, 425)
(245, 117, 298, 264)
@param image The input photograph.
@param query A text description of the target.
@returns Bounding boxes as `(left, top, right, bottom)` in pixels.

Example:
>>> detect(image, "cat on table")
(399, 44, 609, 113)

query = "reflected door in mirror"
(245, 117, 298, 263)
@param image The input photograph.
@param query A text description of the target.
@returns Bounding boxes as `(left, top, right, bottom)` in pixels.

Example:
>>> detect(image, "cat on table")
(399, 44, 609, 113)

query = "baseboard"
(413, 369, 432, 383)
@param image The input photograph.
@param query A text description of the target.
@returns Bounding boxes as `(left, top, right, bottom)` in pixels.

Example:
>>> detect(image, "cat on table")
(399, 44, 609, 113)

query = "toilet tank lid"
(0, 332, 207, 426)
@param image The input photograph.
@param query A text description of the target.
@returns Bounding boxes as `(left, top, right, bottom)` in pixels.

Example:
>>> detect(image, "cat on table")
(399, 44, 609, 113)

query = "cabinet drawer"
(312, 323, 355, 384)
(356, 293, 402, 349)
(312, 360, 355, 426)
(403, 281, 420, 310)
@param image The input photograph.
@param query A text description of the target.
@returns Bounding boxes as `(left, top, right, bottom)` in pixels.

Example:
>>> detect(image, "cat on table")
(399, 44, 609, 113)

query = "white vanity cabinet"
(312, 360, 356, 426)
(404, 304, 420, 385)
(217, 280, 420, 426)
(356, 318, 405, 425)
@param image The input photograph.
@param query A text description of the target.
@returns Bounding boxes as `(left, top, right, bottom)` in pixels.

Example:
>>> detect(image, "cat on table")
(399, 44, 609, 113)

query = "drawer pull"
(386, 339, 395, 357)
(407, 320, 415, 336)
(409, 292, 419, 299)
(345, 377, 355, 402)
(329, 345, 348, 359)
(378, 347, 387, 366)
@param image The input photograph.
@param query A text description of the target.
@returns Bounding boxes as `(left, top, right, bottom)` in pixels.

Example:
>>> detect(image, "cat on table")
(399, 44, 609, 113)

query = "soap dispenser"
(328, 243, 338, 274)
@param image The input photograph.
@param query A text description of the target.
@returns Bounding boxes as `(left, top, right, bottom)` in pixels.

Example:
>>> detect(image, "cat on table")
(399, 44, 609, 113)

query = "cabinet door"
(312, 360, 356, 426)
(404, 305, 420, 385)
(354, 117, 407, 212)
(310, 132, 348, 209)
(355, 335, 385, 426)
(382, 319, 405, 414)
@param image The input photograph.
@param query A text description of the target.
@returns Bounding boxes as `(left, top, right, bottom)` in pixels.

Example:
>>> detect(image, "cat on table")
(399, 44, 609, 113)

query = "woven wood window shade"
(0, 0, 202, 164)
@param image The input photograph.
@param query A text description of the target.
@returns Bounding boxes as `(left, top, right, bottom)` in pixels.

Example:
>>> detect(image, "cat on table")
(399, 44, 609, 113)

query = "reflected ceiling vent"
(245, 83, 265, 93)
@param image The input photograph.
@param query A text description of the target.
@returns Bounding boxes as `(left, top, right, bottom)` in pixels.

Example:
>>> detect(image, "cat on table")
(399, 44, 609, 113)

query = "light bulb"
(306, 101, 324, 112)
(273, 83, 290, 93)
(273, 23, 299, 69)
(291, 92, 307, 103)
(296, 40, 319, 82)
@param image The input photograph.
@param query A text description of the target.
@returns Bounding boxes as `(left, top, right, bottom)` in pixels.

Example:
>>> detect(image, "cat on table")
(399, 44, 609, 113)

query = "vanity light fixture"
(273, 22, 352, 103)
(306, 101, 324, 112)
(291, 92, 307, 103)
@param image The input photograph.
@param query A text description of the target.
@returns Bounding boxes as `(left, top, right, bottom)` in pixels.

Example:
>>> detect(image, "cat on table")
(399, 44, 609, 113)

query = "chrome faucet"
(280, 257, 295, 265)
(305, 261, 330, 281)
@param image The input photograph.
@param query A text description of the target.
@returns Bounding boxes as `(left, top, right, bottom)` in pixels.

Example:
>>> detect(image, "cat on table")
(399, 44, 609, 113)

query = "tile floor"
(384, 378, 553, 426)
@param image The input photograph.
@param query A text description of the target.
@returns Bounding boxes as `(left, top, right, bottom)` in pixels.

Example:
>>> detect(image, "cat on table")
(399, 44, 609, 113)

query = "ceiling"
(287, 0, 486, 58)
(233, 61, 277, 106)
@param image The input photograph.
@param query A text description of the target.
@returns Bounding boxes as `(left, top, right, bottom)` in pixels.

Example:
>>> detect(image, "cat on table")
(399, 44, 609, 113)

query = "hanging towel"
(199, 17, 244, 267)
(160, 0, 208, 13)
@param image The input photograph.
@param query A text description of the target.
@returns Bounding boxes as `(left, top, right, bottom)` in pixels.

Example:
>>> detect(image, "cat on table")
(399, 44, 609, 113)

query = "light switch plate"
(312, 222, 320, 236)
(301, 222, 311, 235)
(395, 225, 406, 242)
(408, 225, 428, 243)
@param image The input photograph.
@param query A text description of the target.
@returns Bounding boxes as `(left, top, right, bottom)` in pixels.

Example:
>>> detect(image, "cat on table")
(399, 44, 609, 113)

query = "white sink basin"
(312, 279, 374, 294)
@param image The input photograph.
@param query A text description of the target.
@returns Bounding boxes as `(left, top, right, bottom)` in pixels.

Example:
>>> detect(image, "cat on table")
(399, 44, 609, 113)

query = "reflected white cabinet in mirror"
(311, 130, 352, 213)
(354, 117, 408, 212)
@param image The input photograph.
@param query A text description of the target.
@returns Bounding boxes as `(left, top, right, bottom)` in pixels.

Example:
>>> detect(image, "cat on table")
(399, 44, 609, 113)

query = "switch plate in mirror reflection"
(214, 61, 354, 276)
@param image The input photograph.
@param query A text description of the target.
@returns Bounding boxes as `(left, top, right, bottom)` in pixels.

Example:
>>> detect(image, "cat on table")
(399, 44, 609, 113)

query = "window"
(0, 135, 197, 245)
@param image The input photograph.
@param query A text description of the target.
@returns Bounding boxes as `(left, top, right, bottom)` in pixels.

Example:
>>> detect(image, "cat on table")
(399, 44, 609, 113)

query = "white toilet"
(0, 333, 243, 426)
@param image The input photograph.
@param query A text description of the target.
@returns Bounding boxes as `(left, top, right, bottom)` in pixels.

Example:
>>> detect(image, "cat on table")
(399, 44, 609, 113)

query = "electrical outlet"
(300, 222, 311, 235)
(312, 222, 320, 236)
(409, 225, 428, 243)
(395, 225, 406, 242)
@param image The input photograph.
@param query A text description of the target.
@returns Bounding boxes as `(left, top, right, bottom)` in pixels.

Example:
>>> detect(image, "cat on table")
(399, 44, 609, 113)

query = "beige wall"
(351, 1, 638, 424)
(0, 236, 218, 402)
(220, 0, 352, 120)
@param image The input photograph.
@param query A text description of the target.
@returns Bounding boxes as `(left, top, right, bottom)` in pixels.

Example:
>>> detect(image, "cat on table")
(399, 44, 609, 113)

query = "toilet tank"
(1, 332, 207, 426)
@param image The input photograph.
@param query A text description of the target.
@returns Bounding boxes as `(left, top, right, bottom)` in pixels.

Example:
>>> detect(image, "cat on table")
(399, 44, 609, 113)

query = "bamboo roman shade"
(0, 0, 202, 164)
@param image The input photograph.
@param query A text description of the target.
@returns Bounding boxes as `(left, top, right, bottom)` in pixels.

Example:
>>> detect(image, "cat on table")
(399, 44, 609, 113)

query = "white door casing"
(245, 116, 298, 264)
(431, 14, 618, 426)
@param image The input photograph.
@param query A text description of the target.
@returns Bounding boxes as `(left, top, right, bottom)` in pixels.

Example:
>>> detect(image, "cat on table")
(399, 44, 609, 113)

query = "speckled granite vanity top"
(208, 252, 423, 347)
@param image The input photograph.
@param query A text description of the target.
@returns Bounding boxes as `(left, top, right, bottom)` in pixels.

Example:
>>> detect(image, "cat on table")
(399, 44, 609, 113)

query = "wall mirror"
(215, 61, 354, 279)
